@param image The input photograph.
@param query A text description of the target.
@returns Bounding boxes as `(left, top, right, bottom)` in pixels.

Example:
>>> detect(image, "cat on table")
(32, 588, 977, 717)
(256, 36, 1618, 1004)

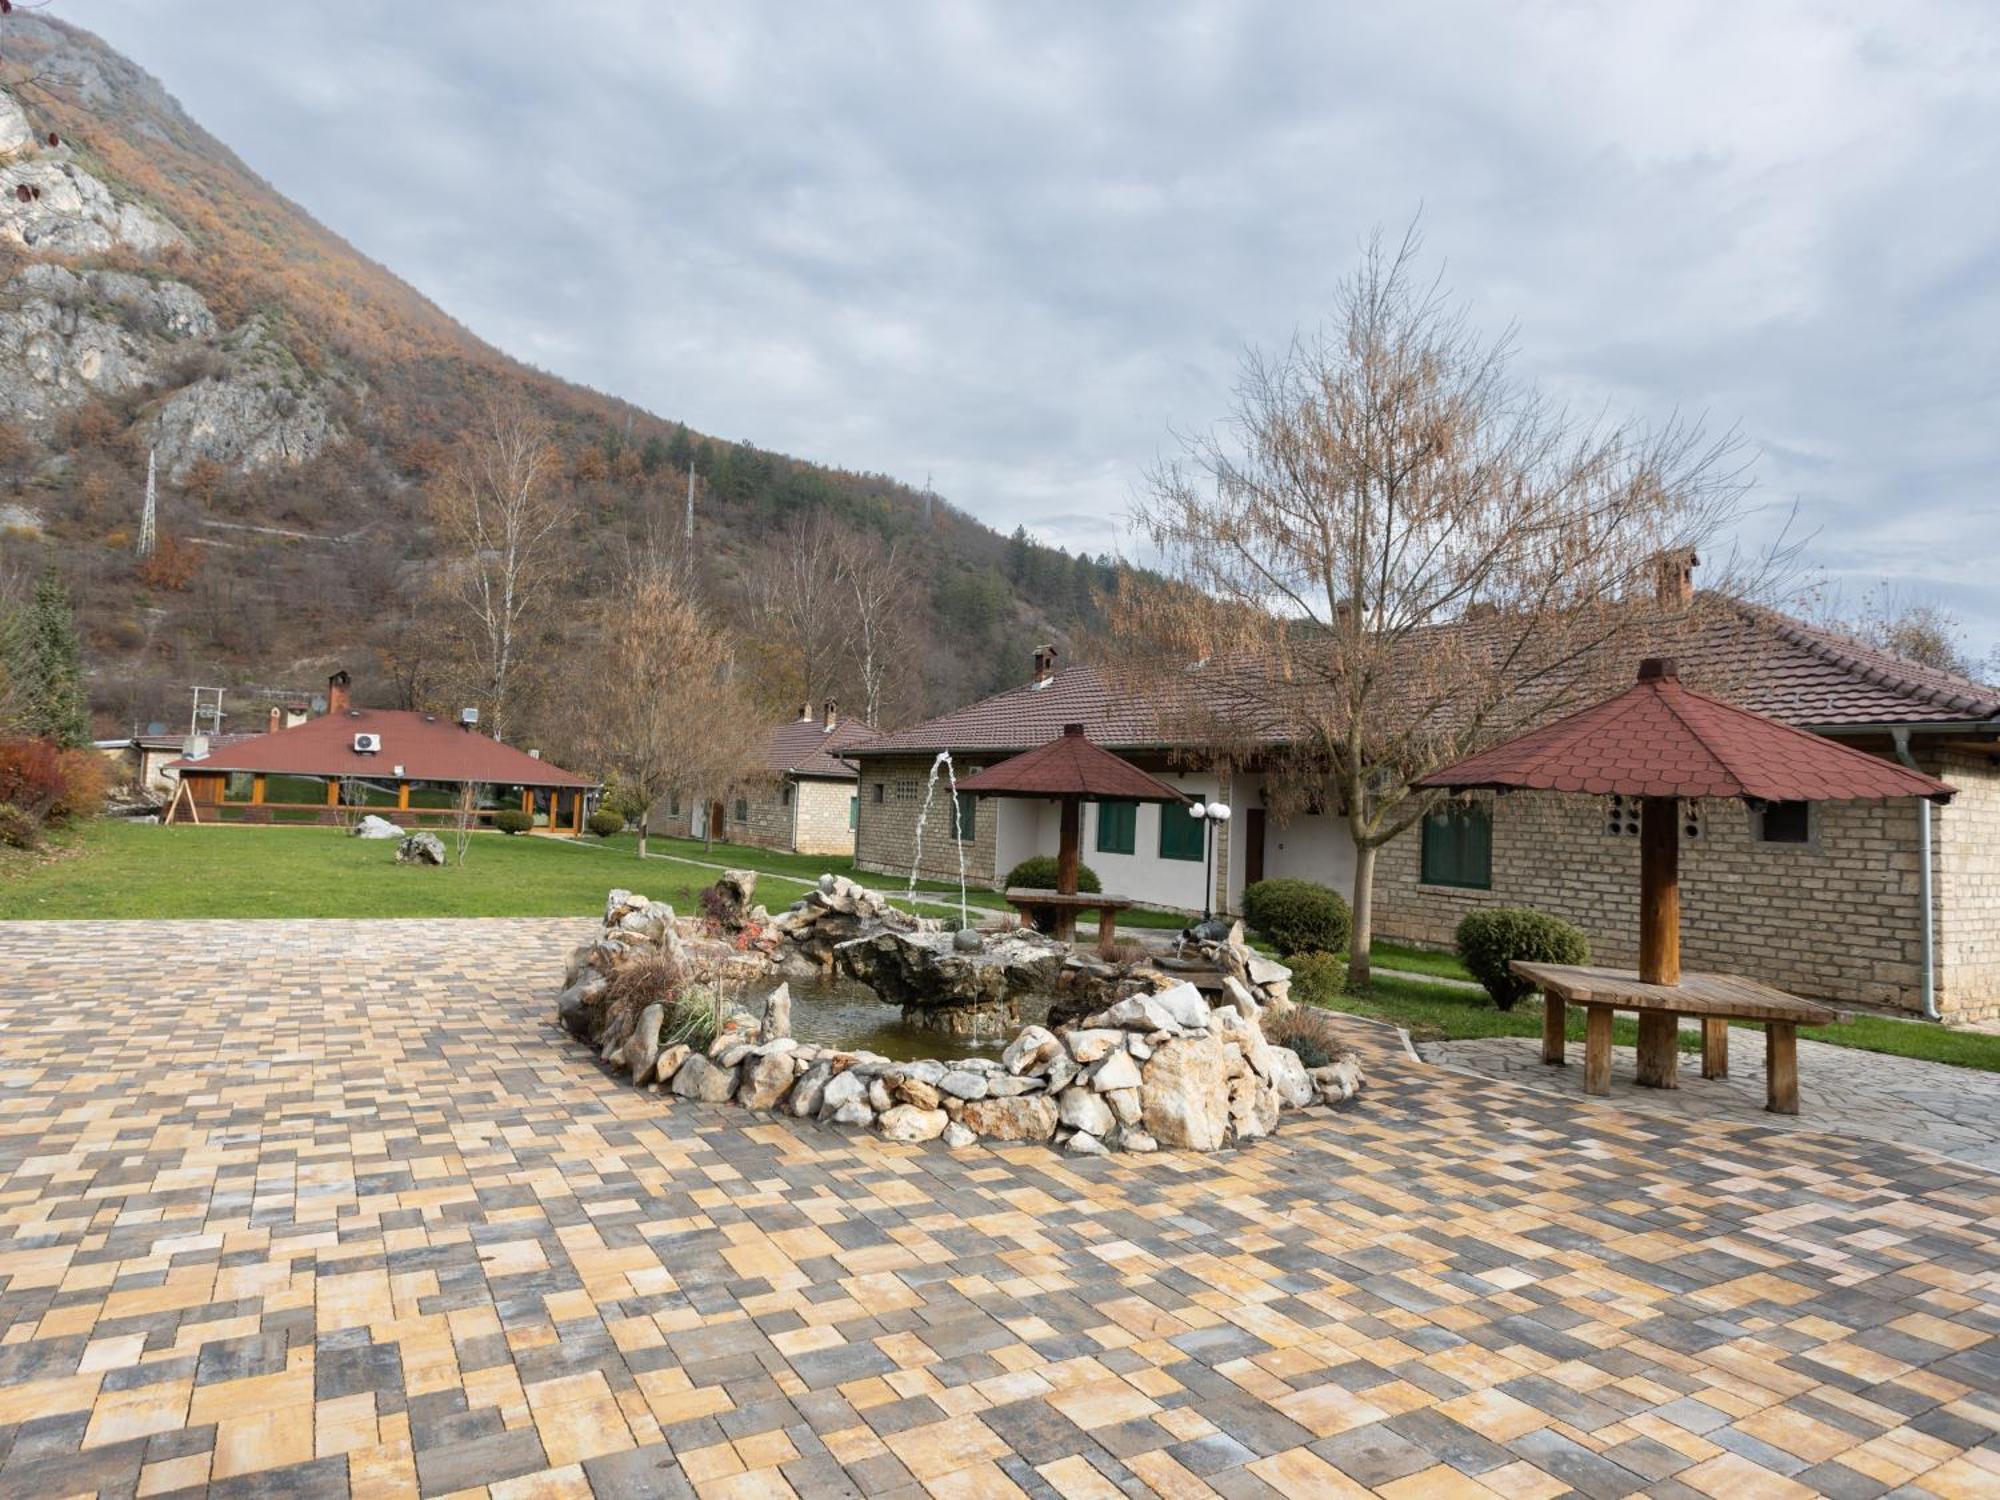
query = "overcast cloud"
(74, 0, 2000, 659)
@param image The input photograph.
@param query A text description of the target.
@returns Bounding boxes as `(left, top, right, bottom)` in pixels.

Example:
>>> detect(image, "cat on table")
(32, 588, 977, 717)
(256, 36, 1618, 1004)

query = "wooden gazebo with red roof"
(956, 723, 1189, 952)
(1418, 658, 1954, 1112)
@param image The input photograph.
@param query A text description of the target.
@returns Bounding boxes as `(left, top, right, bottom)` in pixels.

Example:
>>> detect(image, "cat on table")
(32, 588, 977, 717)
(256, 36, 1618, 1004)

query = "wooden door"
(1242, 807, 1266, 887)
(710, 800, 727, 839)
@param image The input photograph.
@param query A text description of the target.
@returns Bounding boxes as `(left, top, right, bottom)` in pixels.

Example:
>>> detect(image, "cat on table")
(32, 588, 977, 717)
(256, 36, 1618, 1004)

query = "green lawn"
(1324, 974, 2000, 1074)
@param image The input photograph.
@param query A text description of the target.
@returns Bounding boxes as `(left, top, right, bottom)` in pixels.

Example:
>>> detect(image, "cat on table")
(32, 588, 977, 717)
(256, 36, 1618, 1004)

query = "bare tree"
(749, 513, 850, 711)
(1119, 228, 1759, 986)
(450, 782, 478, 866)
(834, 531, 915, 726)
(576, 562, 767, 858)
(429, 399, 572, 741)
(1823, 584, 1985, 679)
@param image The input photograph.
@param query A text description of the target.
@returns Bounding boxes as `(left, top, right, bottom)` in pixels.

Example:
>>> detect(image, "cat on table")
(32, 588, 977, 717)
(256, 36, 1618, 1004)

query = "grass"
(1320, 973, 2000, 1074)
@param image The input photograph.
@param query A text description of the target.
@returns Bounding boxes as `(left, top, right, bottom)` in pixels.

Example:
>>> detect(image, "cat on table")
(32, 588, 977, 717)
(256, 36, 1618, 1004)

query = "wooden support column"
(1054, 796, 1080, 942)
(1766, 1022, 1799, 1114)
(251, 775, 266, 806)
(1541, 993, 1566, 1065)
(1640, 795, 1681, 986)
(1701, 1018, 1729, 1079)
(397, 782, 410, 811)
(1635, 1012, 1681, 1089)
(1096, 907, 1118, 960)
(1584, 1005, 1613, 1096)
(326, 779, 339, 806)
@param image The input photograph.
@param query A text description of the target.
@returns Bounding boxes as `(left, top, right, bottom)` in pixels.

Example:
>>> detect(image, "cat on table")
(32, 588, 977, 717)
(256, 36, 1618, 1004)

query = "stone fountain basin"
(833, 927, 1066, 1037)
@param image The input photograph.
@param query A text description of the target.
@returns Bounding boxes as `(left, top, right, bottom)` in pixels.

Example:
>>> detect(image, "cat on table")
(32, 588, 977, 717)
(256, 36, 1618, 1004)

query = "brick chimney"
(1653, 548, 1698, 608)
(799, 702, 812, 722)
(267, 705, 280, 734)
(1032, 643, 1058, 684)
(326, 669, 352, 717)
(823, 698, 837, 732)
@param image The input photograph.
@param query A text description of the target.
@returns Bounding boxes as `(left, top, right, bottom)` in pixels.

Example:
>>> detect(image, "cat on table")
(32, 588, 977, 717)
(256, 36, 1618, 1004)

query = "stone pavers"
(0, 918, 1993, 1499)
(1424, 1029, 2000, 1171)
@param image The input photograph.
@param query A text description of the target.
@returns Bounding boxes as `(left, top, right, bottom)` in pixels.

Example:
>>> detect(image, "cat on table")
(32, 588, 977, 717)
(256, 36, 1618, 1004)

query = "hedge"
(1454, 906, 1589, 1011)
(1240, 878, 1353, 957)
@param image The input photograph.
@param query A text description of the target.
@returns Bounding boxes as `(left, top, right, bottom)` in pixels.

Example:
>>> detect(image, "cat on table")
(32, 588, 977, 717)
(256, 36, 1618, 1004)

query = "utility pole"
(137, 447, 157, 557)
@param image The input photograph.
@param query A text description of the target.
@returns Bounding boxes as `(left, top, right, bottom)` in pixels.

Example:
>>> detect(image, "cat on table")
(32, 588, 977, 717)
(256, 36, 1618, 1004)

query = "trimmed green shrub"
(492, 808, 534, 835)
(1003, 855, 1101, 893)
(1241, 878, 1352, 958)
(1455, 906, 1589, 1011)
(1285, 950, 1345, 1008)
(586, 809, 625, 838)
(1003, 855, 1100, 934)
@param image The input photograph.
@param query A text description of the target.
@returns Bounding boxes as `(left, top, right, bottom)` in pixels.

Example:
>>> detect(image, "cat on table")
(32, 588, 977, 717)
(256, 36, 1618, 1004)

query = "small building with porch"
(647, 700, 873, 855)
(163, 671, 596, 831)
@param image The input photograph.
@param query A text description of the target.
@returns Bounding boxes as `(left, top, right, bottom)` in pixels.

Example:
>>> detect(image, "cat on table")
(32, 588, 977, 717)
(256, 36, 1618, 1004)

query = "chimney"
(267, 705, 281, 734)
(1032, 643, 1058, 684)
(823, 698, 837, 732)
(1653, 548, 1698, 608)
(799, 702, 812, 722)
(325, 670, 352, 717)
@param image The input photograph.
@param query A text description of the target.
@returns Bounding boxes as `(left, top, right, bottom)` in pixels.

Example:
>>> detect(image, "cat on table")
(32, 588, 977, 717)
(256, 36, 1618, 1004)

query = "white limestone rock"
(1057, 1086, 1115, 1137)
(877, 1105, 948, 1143)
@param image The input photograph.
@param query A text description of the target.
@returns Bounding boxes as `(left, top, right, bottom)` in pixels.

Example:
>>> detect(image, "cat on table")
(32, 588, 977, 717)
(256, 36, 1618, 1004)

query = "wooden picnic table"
(1512, 961, 1841, 1115)
(1004, 886, 1136, 957)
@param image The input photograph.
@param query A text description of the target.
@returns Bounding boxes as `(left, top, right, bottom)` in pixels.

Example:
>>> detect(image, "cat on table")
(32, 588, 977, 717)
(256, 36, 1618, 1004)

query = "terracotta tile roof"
(854, 596, 2000, 759)
(765, 715, 874, 779)
(954, 724, 1191, 802)
(1418, 658, 1955, 804)
(165, 709, 594, 787)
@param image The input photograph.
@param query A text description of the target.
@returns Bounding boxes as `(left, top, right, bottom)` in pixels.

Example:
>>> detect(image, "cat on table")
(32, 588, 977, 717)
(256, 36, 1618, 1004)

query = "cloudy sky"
(77, 0, 2000, 661)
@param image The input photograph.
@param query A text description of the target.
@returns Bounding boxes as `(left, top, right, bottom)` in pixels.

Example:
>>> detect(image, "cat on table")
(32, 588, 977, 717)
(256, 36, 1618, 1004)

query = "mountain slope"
(0, 14, 1118, 748)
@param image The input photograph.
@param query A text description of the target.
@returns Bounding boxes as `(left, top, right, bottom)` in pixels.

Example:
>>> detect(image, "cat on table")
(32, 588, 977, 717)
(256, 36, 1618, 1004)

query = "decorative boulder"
(1266, 1047, 1315, 1108)
(627, 1003, 664, 1085)
(396, 831, 447, 866)
(960, 1094, 1058, 1142)
(1140, 1033, 1231, 1150)
(670, 1055, 738, 1103)
(737, 1052, 796, 1110)
(878, 1105, 949, 1143)
(353, 814, 404, 839)
(760, 983, 792, 1043)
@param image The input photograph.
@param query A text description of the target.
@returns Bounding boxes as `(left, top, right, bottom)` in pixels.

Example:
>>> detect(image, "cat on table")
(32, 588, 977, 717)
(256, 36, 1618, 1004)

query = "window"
(872, 783, 885, 804)
(895, 778, 919, 801)
(954, 791, 977, 842)
(781, 782, 793, 806)
(669, 791, 680, 816)
(1159, 801, 1205, 862)
(1095, 798, 1137, 855)
(1757, 800, 1812, 844)
(1421, 800, 1491, 889)
(733, 797, 748, 823)
(849, 795, 858, 830)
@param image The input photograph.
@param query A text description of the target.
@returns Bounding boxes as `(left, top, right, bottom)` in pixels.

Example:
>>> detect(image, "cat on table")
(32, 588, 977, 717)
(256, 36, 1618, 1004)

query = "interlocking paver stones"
(0, 916, 1996, 1498)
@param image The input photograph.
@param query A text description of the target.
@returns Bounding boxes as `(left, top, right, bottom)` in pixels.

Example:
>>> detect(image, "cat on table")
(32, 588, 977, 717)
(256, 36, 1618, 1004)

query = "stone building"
(853, 612, 2000, 1022)
(648, 701, 872, 856)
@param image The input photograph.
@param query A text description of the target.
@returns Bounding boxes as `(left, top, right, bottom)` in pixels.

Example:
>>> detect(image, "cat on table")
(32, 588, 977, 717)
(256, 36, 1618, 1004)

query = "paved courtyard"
(1423, 1030, 2000, 1171)
(0, 920, 1996, 1500)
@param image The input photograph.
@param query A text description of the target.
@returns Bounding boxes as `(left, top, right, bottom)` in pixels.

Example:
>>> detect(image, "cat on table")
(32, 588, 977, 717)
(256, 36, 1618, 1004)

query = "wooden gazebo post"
(1054, 794, 1082, 941)
(1635, 789, 1682, 1088)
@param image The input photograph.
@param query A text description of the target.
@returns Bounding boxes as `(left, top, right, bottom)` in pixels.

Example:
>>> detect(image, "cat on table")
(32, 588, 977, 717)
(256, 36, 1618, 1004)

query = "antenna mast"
(684, 462, 695, 574)
(137, 447, 157, 557)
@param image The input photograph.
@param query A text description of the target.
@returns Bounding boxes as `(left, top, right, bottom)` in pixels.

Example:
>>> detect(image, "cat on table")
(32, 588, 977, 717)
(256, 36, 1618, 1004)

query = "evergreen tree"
(21, 569, 90, 747)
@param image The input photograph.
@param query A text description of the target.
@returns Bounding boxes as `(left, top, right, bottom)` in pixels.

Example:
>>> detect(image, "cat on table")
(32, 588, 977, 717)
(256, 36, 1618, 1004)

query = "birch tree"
(749, 513, 849, 711)
(429, 399, 571, 741)
(834, 531, 914, 726)
(1119, 229, 1758, 986)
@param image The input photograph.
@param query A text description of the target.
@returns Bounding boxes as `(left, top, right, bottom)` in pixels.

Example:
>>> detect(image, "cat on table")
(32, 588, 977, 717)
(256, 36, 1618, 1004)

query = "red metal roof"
(954, 724, 1191, 802)
(165, 709, 594, 788)
(764, 715, 875, 779)
(1417, 659, 1955, 804)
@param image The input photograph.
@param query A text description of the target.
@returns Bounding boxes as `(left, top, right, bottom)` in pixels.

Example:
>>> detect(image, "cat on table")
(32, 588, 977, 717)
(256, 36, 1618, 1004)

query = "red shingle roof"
(954, 725, 1191, 802)
(165, 709, 594, 788)
(853, 597, 2000, 759)
(1417, 659, 1955, 804)
(764, 715, 875, 780)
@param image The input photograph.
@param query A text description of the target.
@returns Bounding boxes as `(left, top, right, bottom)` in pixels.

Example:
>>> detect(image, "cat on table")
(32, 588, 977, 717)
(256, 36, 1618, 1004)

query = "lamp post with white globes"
(1188, 798, 1231, 921)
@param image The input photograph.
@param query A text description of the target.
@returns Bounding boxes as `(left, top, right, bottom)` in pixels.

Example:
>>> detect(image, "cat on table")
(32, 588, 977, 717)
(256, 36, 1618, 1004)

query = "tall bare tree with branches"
(576, 561, 766, 859)
(429, 399, 571, 741)
(749, 513, 850, 712)
(834, 531, 914, 727)
(1118, 229, 1763, 985)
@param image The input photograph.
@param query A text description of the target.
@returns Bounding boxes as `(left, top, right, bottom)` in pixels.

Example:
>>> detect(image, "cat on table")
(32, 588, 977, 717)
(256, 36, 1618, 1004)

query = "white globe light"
(1188, 802, 1208, 820)
(1210, 803, 1232, 822)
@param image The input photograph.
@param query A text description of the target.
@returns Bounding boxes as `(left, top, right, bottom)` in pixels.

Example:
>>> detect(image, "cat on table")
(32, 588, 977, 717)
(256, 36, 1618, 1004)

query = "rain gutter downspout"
(1890, 728, 1940, 1021)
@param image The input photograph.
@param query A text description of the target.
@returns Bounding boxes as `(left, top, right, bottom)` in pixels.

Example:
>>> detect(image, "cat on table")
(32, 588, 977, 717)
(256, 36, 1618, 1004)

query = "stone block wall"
(1937, 751, 2000, 1022)
(793, 777, 858, 857)
(1372, 785, 1942, 1014)
(854, 754, 1003, 886)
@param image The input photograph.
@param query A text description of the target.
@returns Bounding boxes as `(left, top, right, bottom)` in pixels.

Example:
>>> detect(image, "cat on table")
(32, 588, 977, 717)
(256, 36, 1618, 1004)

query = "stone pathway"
(1423, 1029, 2000, 1172)
(0, 919, 1996, 1499)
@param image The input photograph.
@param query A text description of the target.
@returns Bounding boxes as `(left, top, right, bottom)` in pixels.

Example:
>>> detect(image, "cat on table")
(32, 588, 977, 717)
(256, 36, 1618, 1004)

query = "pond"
(772, 977, 1055, 1062)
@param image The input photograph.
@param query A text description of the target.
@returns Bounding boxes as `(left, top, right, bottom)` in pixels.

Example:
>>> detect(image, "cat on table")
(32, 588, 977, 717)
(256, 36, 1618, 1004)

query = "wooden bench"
(1004, 887, 1136, 957)
(1511, 962, 1841, 1115)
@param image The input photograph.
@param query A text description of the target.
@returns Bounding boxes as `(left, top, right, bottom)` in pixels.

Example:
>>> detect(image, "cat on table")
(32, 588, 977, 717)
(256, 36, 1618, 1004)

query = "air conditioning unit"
(353, 733, 382, 753)
(459, 707, 480, 727)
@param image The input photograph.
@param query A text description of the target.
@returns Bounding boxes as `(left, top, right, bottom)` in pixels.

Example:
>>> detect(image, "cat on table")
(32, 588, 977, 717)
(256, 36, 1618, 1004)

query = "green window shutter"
(849, 795, 858, 830)
(954, 792, 977, 842)
(1159, 801, 1206, 861)
(1421, 801, 1492, 889)
(1095, 799, 1136, 855)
